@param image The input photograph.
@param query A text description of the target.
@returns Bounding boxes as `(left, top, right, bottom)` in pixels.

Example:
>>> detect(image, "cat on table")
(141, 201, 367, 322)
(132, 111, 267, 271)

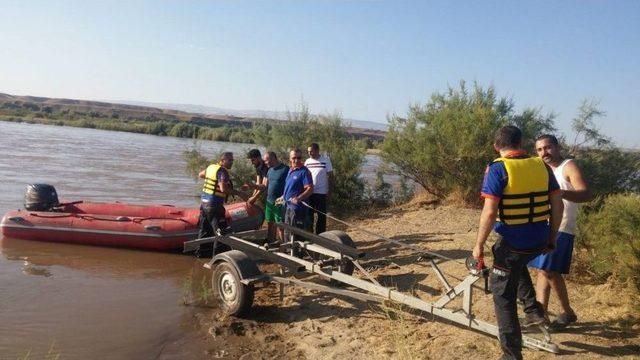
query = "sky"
(1, 1, 638, 147)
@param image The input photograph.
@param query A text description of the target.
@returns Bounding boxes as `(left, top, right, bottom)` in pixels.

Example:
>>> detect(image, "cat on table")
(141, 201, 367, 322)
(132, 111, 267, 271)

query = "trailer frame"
(184, 223, 559, 354)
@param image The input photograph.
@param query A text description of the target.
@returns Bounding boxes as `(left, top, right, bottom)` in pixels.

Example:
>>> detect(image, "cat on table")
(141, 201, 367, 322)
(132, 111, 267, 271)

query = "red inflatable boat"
(1, 201, 264, 251)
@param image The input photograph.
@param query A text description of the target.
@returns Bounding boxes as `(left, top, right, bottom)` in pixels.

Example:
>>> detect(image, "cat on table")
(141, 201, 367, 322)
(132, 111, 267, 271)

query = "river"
(0, 121, 386, 359)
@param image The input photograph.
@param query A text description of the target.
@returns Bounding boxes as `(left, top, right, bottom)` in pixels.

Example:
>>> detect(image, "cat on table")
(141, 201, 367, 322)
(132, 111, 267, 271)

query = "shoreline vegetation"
(0, 92, 384, 147)
(3, 83, 639, 293)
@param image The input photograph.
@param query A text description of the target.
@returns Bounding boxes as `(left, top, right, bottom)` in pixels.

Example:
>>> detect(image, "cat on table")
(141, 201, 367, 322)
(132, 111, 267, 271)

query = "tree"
(565, 100, 640, 195)
(382, 82, 555, 205)
(568, 100, 610, 154)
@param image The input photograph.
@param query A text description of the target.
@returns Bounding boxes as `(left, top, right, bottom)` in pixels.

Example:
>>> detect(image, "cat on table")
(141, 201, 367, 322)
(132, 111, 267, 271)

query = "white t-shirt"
(304, 155, 333, 194)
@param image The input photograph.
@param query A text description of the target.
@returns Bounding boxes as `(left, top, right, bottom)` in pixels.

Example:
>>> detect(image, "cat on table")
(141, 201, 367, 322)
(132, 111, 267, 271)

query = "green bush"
(381, 82, 555, 205)
(169, 122, 198, 138)
(561, 101, 640, 196)
(365, 169, 393, 207)
(576, 193, 640, 289)
(573, 148, 640, 196)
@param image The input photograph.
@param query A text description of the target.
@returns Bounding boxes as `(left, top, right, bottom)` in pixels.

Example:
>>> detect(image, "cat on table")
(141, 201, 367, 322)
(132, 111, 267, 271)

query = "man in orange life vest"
(473, 126, 564, 360)
(198, 152, 246, 241)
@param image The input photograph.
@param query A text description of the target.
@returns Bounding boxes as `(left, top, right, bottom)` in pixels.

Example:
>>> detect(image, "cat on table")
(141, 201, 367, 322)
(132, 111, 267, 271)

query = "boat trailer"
(184, 223, 559, 354)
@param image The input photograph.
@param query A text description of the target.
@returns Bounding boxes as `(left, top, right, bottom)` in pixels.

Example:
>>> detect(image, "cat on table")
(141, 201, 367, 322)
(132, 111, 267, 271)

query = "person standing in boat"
(198, 152, 246, 240)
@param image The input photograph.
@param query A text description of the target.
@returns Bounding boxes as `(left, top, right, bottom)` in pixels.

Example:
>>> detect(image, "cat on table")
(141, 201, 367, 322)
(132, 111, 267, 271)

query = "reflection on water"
(0, 122, 235, 359)
(0, 238, 212, 359)
(0, 121, 389, 358)
(1, 237, 197, 281)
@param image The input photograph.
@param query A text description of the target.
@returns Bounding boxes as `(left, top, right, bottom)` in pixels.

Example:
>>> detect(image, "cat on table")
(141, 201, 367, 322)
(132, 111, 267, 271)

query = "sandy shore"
(192, 195, 640, 359)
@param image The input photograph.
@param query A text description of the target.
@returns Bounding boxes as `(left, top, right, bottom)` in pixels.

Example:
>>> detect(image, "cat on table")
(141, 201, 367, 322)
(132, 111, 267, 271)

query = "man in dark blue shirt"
(474, 126, 563, 360)
(277, 149, 313, 241)
(244, 151, 289, 242)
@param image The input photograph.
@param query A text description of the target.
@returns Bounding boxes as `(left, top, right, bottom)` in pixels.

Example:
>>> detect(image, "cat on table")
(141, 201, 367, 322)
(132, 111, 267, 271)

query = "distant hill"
(115, 100, 389, 131)
(0, 93, 387, 140)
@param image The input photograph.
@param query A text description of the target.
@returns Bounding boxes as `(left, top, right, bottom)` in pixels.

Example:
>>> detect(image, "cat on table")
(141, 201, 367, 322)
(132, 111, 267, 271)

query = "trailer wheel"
(212, 261, 254, 316)
(318, 230, 356, 283)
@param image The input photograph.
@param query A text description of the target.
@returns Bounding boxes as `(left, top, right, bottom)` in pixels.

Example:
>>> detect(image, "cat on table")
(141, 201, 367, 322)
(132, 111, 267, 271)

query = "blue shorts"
(528, 231, 575, 274)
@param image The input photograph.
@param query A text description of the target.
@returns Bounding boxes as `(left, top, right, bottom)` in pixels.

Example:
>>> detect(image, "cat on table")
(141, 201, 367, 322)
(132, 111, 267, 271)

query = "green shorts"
(265, 201, 285, 223)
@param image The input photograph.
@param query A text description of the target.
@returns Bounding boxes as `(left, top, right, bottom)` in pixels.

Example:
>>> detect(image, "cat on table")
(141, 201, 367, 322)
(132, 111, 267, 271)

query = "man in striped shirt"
(304, 143, 333, 234)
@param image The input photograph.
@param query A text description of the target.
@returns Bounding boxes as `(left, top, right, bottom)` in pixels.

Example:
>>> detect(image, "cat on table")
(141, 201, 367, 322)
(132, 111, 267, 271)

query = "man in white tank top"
(528, 134, 592, 330)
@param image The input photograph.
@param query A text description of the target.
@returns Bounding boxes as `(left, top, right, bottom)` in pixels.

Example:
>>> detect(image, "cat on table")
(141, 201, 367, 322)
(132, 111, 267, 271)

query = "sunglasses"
(291, 156, 301, 160)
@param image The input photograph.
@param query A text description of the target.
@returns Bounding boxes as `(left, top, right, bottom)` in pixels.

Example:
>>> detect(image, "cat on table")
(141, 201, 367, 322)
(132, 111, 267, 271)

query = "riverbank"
(194, 194, 639, 359)
(0, 92, 386, 146)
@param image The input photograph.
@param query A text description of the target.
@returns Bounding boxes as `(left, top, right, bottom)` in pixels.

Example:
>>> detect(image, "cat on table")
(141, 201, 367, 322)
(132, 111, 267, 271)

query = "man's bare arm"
(473, 197, 499, 260)
(562, 161, 592, 203)
(219, 178, 248, 200)
(252, 174, 264, 197)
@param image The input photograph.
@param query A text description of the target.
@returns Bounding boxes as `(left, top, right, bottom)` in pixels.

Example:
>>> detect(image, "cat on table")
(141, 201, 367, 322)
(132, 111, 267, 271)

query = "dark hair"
(310, 143, 320, 151)
(290, 148, 302, 156)
(267, 151, 278, 160)
(494, 126, 522, 149)
(220, 152, 234, 160)
(535, 134, 559, 146)
(247, 149, 261, 159)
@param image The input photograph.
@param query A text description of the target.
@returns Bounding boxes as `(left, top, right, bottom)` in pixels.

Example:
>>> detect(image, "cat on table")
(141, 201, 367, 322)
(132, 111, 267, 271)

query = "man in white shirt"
(528, 134, 592, 330)
(304, 143, 333, 234)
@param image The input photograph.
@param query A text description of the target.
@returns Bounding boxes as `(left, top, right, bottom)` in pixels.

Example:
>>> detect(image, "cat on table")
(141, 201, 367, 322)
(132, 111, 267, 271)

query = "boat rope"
(29, 212, 191, 224)
(132, 217, 192, 224)
(29, 213, 74, 218)
(300, 201, 464, 265)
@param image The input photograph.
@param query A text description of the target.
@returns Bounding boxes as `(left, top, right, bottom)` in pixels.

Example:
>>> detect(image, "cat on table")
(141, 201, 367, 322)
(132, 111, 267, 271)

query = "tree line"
(380, 82, 639, 290)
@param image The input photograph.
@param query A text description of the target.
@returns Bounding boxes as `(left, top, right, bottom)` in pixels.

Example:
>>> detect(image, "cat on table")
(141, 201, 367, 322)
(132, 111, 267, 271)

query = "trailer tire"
(319, 230, 356, 284)
(212, 261, 254, 317)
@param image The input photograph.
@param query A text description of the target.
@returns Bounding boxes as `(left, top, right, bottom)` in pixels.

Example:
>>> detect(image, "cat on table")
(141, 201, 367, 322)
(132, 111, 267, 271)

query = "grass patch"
(181, 269, 214, 307)
(379, 302, 419, 360)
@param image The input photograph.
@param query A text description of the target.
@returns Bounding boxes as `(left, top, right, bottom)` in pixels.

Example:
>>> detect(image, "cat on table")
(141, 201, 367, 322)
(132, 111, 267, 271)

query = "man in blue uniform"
(277, 149, 313, 241)
(473, 126, 563, 360)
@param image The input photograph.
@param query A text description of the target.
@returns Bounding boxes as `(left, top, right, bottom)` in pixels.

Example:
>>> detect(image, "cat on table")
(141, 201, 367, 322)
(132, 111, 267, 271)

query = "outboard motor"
(24, 184, 59, 211)
(226, 202, 265, 233)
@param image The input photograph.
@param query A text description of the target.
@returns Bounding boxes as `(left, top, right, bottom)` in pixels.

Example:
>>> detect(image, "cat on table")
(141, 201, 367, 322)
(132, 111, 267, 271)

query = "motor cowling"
(24, 184, 59, 211)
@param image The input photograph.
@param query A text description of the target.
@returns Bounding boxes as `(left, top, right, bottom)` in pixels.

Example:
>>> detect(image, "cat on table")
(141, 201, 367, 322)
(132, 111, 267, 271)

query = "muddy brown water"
(0, 122, 253, 359)
(0, 121, 385, 359)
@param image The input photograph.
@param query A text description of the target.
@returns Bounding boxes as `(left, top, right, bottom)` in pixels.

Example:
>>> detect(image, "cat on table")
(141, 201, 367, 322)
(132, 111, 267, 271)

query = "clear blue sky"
(1, 1, 638, 147)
